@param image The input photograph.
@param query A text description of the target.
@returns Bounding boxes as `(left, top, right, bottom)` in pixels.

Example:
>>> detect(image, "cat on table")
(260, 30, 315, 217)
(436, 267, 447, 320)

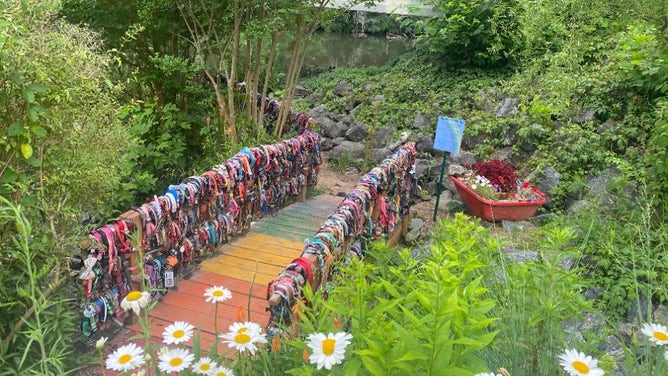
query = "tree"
(1, 0, 137, 372)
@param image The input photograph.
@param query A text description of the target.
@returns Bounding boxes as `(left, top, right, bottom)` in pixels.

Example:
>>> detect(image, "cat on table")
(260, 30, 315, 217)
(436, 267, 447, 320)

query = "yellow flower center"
(213, 290, 223, 297)
(235, 333, 251, 344)
(572, 360, 590, 373)
(170, 358, 183, 367)
(173, 329, 184, 338)
(119, 354, 132, 364)
(654, 331, 668, 341)
(322, 338, 336, 356)
(200, 364, 211, 371)
(126, 291, 142, 301)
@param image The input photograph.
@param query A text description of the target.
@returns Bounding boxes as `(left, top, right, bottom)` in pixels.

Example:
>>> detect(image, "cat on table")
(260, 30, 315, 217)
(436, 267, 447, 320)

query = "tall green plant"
(0, 197, 77, 375)
(480, 224, 592, 375)
(296, 214, 499, 375)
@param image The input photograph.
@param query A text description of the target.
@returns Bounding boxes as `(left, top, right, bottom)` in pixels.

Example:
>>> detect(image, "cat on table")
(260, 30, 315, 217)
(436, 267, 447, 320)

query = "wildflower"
(120, 290, 151, 315)
(95, 336, 107, 350)
(641, 323, 668, 345)
(558, 349, 604, 376)
(219, 321, 267, 355)
(210, 366, 235, 376)
(204, 285, 232, 303)
(191, 356, 217, 375)
(157, 347, 194, 373)
(105, 342, 145, 372)
(162, 320, 195, 345)
(306, 332, 353, 370)
(271, 334, 282, 351)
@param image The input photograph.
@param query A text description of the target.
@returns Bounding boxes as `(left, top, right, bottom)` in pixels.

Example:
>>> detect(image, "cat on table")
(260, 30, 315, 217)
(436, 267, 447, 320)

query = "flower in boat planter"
(461, 159, 541, 202)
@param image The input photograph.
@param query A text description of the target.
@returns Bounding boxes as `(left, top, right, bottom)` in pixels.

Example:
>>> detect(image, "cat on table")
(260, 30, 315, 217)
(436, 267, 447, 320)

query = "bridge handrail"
(76, 131, 322, 336)
(266, 142, 417, 330)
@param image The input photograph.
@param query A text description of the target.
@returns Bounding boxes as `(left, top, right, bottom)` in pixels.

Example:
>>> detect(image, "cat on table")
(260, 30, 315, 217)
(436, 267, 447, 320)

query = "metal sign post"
(432, 116, 466, 222)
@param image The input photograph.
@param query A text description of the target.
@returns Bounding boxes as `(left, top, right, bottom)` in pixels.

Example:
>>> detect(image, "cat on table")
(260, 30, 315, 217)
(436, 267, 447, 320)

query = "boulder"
(496, 98, 520, 118)
(344, 122, 368, 142)
(328, 141, 366, 161)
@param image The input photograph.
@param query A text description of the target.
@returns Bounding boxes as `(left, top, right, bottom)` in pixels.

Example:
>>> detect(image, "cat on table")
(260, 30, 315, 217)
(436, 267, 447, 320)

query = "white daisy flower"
(210, 366, 235, 376)
(204, 285, 232, 303)
(219, 321, 267, 355)
(105, 342, 145, 372)
(558, 349, 604, 376)
(191, 356, 217, 375)
(641, 322, 668, 345)
(162, 320, 195, 345)
(95, 336, 107, 350)
(157, 347, 195, 373)
(120, 290, 151, 315)
(306, 332, 353, 370)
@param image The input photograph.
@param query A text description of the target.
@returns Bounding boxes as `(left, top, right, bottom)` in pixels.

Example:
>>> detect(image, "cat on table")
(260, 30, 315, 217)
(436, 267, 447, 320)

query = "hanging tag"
(164, 270, 174, 287)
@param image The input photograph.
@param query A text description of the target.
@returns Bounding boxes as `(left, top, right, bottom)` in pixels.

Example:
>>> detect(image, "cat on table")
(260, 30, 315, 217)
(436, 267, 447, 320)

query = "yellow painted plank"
(217, 245, 296, 267)
(205, 254, 285, 276)
(229, 234, 306, 253)
(200, 262, 277, 286)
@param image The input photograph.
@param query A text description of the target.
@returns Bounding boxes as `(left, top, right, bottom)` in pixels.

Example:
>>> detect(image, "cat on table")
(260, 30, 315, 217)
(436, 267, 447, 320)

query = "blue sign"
(434, 116, 465, 153)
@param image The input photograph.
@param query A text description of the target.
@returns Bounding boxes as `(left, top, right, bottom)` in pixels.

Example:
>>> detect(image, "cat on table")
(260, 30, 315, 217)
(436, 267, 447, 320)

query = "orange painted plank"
(159, 283, 269, 316)
(200, 262, 278, 286)
(185, 271, 268, 298)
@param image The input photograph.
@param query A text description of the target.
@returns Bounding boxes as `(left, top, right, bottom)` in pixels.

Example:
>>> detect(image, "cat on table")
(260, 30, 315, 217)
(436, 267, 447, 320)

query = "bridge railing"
(266, 142, 417, 330)
(75, 131, 322, 337)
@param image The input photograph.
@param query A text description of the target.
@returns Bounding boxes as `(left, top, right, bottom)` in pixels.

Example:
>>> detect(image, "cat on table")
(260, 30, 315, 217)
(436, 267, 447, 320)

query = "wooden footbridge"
(79, 131, 417, 374)
(125, 194, 342, 350)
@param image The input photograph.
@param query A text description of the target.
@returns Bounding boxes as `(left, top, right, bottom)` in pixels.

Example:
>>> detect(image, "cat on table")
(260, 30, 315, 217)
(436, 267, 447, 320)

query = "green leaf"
(25, 156, 41, 167)
(24, 89, 35, 103)
(27, 83, 48, 93)
(358, 353, 386, 376)
(8, 122, 24, 137)
(20, 143, 33, 159)
(30, 126, 47, 138)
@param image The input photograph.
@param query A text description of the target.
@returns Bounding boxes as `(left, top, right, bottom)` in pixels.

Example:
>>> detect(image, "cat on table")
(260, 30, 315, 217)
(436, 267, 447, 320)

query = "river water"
(280, 32, 415, 77)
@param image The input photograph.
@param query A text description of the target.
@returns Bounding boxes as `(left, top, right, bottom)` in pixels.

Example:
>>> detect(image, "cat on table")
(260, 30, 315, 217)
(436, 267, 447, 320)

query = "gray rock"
(559, 256, 577, 271)
(412, 112, 432, 130)
(308, 104, 327, 121)
(627, 295, 652, 324)
(535, 166, 561, 207)
(501, 220, 536, 233)
(331, 137, 345, 147)
(387, 141, 403, 151)
(344, 122, 368, 142)
(409, 218, 425, 231)
(500, 248, 541, 263)
(372, 126, 393, 146)
(333, 80, 352, 97)
(437, 190, 453, 212)
(320, 137, 334, 151)
(294, 85, 313, 97)
(563, 312, 606, 343)
(496, 98, 520, 118)
(476, 87, 497, 112)
(448, 151, 476, 166)
(447, 164, 468, 176)
(320, 118, 347, 139)
(567, 200, 593, 216)
(404, 218, 425, 243)
(328, 141, 366, 161)
(415, 136, 436, 156)
(583, 287, 605, 301)
(332, 113, 352, 125)
(369, 148, 391, 164)
(653, 305, 668, 325)
(373, 94, 385, 102)
(571, 108, 596, 124)
(587, 168, 619, 197)
(489, 147, 513, 163)
(363, 82, 376, 91)
(414, 159, 435, 182)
